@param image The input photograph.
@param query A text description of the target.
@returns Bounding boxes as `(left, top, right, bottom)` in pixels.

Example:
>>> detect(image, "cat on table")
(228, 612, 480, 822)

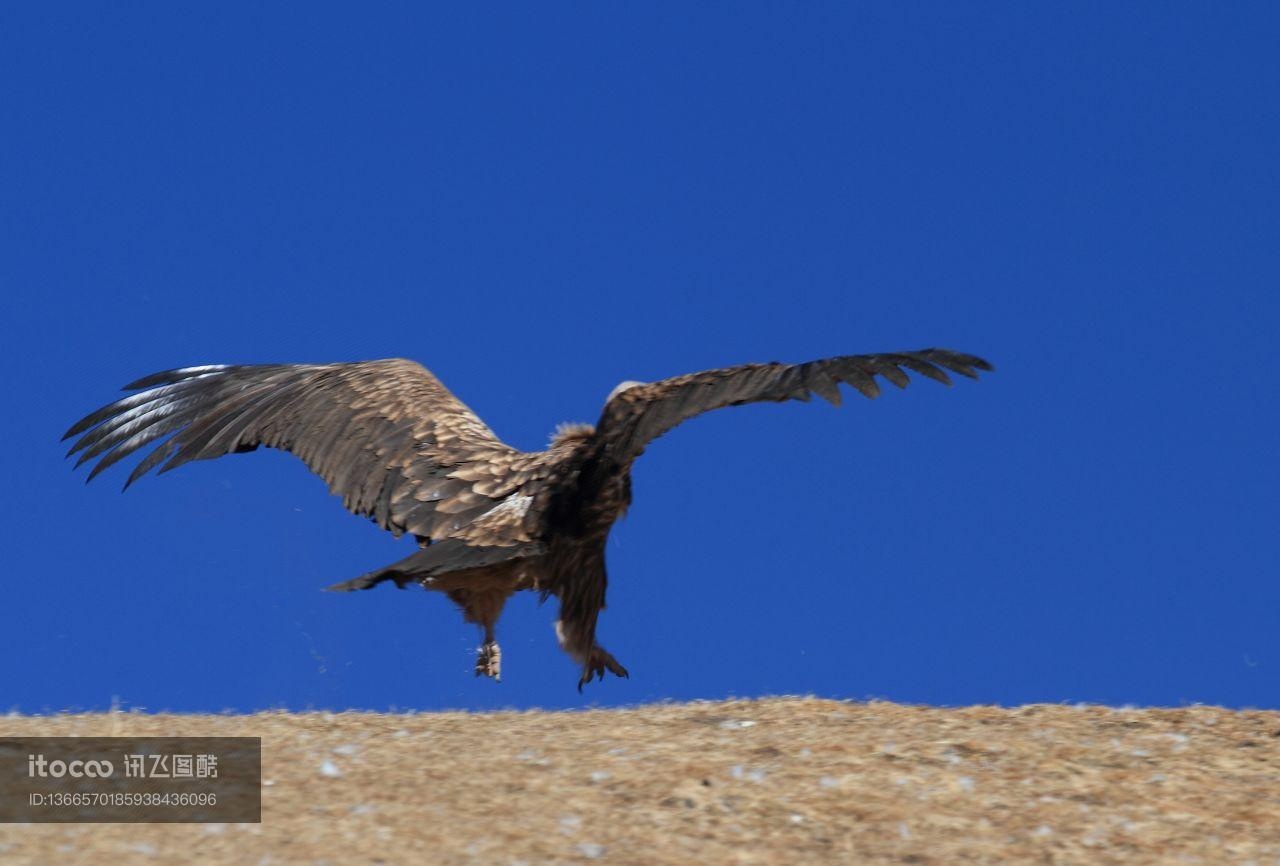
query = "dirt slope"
(2, 697, 1278, 864)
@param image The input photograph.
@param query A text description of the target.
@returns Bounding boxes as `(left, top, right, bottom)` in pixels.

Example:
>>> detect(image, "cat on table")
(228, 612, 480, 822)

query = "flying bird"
(65, 348, 992, 689)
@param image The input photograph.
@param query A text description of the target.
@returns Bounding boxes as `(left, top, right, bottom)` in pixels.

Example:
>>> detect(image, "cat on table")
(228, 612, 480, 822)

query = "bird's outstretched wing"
(593, 348, 993, 465)
(64, 359, 541, 545)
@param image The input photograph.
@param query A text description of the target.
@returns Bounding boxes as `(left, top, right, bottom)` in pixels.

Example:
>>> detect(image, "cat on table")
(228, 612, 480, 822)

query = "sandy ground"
(1, 697, 1278, 865)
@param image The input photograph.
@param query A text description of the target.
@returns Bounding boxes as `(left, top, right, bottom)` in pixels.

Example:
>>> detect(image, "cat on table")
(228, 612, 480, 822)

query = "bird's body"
(66, 349, 992, 689)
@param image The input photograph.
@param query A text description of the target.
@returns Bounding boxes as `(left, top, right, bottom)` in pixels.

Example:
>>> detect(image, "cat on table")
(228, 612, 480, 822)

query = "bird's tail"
(325, 539, 545, 592)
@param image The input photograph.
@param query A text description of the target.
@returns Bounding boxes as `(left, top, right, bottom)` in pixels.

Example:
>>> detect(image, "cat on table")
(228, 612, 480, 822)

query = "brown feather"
(594, 347, 993, 469)
(67, 347, 992, 688)
(66, 359, 530, 545)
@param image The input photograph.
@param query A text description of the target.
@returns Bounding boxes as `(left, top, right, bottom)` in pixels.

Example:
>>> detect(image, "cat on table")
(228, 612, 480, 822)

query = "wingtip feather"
(121, 365, 229, 391)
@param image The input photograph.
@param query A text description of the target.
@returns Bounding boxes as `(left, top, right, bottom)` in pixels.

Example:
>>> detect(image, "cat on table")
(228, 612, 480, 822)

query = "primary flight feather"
(65, 348, 992, 690)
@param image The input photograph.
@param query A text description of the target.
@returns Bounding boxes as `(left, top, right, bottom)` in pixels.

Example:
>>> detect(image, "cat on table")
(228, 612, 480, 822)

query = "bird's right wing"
(64, 359, 542, 545)
(593, 348, 993, 467)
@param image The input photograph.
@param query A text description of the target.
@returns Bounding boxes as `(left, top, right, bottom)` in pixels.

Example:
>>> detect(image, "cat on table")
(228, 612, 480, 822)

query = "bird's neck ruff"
(549, 422, 596, 448)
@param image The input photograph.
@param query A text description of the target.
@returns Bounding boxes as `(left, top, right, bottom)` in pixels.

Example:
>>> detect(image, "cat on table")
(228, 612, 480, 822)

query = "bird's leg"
(555, 619, 629, 691)
(579, 644, 628, 692)
(446, 588, 508, 683)
(475, 622, 502, 682)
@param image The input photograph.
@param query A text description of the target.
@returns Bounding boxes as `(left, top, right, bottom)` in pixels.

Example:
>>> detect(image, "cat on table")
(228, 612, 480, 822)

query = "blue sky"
(2, 3, 1277, 712)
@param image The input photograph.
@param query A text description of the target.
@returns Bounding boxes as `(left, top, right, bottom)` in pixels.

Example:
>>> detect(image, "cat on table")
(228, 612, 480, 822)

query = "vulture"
(65, 348, 992, 690)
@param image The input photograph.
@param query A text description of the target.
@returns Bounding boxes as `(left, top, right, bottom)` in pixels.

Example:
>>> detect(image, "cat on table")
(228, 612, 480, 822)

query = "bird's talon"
(576, 646, 628, 691)
(475, 641, 502, 681)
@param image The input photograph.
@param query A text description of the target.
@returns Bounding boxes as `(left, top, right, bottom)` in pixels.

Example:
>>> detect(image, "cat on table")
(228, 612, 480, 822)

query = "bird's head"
(549, 422, 596, 448)
(547, 380, 646, 448)
(606, 380, 645, 403)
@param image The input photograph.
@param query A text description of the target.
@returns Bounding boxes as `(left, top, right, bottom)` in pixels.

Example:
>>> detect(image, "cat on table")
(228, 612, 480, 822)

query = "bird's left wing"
(593, 348, 993, 466)
(63, 359, 544, 545)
